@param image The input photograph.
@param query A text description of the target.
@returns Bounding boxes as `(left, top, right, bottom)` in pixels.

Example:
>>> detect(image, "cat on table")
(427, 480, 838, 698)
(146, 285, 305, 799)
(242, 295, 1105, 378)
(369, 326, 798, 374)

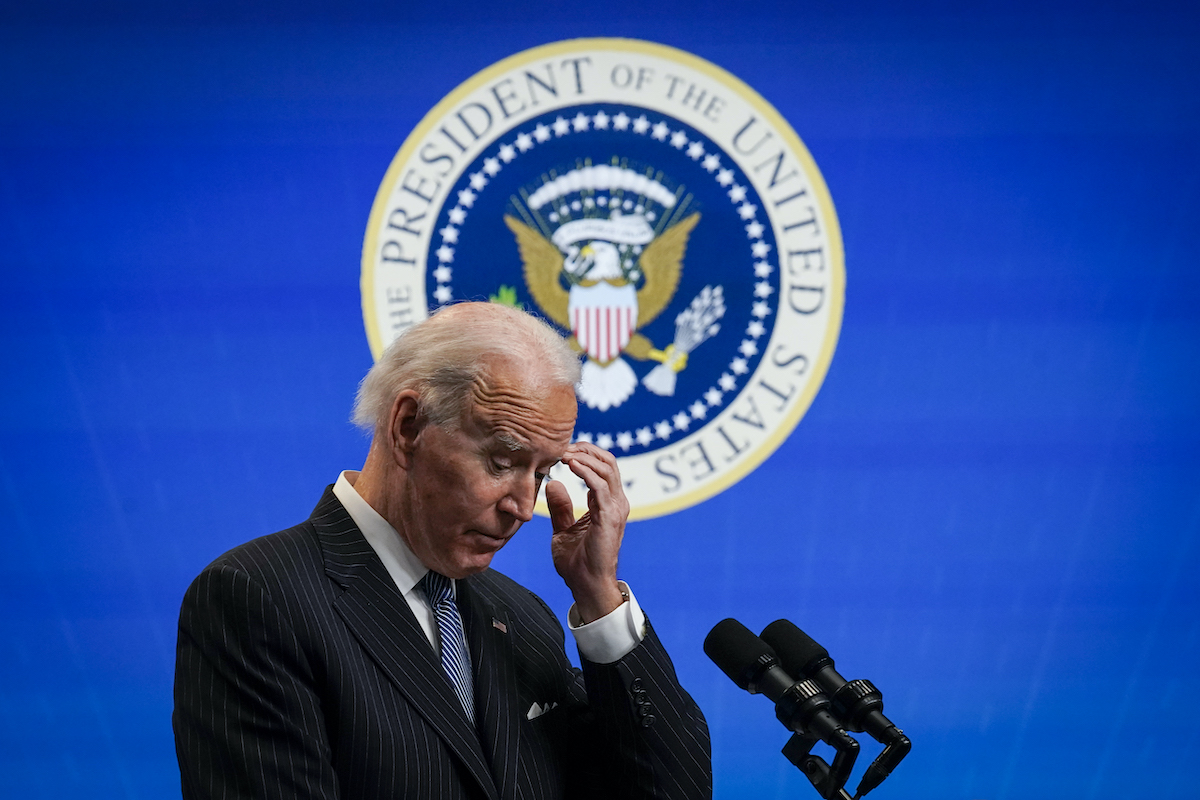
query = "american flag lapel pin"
(492, 617, 507, 634)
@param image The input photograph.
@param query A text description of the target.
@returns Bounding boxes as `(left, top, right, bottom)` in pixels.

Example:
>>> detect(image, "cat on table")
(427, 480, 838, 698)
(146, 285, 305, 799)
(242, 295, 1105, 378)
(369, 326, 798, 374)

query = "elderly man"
(173, 302, 711, 800)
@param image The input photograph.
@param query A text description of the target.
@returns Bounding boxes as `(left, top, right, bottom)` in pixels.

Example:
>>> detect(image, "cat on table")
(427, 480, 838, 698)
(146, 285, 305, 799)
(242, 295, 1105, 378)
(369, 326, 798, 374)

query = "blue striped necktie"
(420, 571, 476, 725)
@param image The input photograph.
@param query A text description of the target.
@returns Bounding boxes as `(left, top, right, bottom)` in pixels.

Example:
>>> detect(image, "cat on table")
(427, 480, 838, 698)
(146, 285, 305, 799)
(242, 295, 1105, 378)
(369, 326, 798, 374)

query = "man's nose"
(499, 476, 537, 522)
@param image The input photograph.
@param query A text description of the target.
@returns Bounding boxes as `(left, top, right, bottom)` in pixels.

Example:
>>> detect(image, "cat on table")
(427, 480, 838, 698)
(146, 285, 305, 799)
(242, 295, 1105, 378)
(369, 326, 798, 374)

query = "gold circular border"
(361, 37, 844, 520)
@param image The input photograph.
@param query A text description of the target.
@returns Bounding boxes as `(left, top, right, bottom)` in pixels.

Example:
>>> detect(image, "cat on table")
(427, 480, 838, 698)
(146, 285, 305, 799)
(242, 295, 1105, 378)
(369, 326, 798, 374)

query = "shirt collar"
(333, 470, 432, 598)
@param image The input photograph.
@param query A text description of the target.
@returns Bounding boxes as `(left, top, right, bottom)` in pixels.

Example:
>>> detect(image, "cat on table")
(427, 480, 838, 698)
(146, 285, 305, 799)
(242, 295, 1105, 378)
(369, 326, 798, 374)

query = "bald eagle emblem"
(505, 165, 725, 411)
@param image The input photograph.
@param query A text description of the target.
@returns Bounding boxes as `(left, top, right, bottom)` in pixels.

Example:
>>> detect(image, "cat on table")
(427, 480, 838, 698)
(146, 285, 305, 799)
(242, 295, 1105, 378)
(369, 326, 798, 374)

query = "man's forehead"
(473, 398, 576, 438)
(466, 373, 576, 447)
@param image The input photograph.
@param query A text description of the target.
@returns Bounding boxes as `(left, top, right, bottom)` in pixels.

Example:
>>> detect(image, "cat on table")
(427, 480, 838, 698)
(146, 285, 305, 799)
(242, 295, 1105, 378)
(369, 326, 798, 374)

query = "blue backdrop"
(2, 2, 1198, 798)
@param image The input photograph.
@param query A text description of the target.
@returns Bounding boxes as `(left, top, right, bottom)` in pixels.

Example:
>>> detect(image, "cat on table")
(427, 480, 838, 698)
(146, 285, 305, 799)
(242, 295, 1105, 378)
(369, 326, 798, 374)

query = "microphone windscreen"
(704, 618, 774, 690)
(761, 619, 829, 677)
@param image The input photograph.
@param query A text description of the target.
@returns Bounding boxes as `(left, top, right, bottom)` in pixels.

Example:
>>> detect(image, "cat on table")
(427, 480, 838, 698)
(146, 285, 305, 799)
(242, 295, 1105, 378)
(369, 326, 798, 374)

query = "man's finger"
(565, 446, 619, 479)
(565, 441, 620, 468)
(544, 479, 578, 532)
(563, 456, 615, 506)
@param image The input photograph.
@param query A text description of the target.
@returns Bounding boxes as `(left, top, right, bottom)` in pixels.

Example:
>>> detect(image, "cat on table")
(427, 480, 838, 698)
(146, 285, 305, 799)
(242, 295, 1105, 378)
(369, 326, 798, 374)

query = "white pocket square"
(526, 701, 559, 720)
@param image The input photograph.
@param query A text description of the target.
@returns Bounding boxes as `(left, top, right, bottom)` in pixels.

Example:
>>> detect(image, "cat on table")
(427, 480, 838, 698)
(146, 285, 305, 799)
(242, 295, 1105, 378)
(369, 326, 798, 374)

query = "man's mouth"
(471, 529, 509, 544)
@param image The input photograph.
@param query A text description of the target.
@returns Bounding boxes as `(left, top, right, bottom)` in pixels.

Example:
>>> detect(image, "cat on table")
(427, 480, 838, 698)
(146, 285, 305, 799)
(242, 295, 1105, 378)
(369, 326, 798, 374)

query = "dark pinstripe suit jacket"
(173, 488, 711, 799)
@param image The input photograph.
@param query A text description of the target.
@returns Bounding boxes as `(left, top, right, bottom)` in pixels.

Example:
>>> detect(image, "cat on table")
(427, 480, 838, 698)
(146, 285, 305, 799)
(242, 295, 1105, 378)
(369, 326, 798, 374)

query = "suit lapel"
(309, 489, 500, 800)
(459, 577, 522, 800)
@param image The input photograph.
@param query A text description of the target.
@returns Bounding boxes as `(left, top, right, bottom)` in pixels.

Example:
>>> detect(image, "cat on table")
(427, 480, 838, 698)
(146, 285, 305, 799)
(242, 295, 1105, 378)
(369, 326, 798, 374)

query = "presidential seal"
(361, 39, 844, 520)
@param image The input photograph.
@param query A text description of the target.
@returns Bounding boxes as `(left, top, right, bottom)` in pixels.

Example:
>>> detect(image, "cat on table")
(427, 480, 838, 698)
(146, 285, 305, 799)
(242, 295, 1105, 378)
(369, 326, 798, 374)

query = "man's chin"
(452, 546, 504, 577)
(438, 531, 513, 577)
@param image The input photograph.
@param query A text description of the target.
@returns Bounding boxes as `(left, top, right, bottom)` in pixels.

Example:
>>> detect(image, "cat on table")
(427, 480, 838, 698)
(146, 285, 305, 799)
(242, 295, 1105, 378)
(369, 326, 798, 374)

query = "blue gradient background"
(1, 2, 1197, 798)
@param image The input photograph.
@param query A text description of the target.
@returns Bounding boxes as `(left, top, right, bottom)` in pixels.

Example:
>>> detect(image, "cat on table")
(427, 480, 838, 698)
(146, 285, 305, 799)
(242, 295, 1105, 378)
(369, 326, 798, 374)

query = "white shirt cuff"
(567, 581, 646, 665)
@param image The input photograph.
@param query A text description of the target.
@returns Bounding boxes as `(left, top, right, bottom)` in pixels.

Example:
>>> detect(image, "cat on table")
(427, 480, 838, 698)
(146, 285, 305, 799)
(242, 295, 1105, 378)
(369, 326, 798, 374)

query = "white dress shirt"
(333, 471, 645, 664)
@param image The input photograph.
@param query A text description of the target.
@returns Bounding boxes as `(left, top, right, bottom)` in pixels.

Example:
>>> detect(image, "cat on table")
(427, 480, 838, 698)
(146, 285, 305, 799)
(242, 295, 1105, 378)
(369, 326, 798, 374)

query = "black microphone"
(761, 620, 911, 799)
(705, 619, 859, 799)
(703, 619, 849, 742)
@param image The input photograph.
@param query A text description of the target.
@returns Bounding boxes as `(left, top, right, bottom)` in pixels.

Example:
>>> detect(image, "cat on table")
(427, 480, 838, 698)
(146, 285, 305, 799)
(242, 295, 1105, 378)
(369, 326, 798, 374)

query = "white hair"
(352, 302, 581, 434)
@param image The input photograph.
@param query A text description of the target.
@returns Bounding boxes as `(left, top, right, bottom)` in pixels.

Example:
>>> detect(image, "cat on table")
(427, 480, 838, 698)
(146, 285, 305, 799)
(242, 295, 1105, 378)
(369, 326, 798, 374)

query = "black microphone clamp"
(776, 679, 860, 800)
(776, 679, 859, 753)
(818, 674, 910, 798)
(831, 677, 884, 732)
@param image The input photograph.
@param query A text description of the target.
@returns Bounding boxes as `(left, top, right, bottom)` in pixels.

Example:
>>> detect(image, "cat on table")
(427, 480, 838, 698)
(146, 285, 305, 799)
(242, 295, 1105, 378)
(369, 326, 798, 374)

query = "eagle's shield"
(568, 281, 639, 365)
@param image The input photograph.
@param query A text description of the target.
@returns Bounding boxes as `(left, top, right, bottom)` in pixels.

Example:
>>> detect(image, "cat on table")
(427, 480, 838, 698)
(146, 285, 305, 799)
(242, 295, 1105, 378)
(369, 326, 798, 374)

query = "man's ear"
(387, 390, 424, 469)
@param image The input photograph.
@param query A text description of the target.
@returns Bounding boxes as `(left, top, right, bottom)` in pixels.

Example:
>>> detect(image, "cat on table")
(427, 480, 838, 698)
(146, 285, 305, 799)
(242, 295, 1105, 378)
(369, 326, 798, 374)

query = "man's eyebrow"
(495, 431, 526, 452)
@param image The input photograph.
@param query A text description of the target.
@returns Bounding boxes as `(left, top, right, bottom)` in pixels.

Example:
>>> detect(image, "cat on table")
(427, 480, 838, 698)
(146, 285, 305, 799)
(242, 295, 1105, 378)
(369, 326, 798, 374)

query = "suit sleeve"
(571, 621, 713, 800)
(173, 562, 340, 799)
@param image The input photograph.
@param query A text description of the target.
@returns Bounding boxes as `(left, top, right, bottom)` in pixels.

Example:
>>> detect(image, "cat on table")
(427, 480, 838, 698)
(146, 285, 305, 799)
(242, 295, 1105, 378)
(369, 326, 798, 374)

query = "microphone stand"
(760, 620, 913, 799)
(702, 619, 860, 800)
(772, 679, 858, 799)
(823, 677, 911, 799)
(781, 731, 855, 800)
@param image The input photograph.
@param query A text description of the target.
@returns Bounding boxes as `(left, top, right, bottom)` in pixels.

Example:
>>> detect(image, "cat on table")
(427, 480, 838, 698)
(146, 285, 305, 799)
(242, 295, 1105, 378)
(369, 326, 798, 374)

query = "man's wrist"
(570, 580, 626, 625)
(568, 581, 646, 664)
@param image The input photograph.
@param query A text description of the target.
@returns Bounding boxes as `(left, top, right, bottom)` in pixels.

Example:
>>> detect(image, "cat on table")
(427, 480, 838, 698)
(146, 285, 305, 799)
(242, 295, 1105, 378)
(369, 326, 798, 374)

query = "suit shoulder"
(178, 521, 344, 636)
(182, 521, 327, 608)
(205, 521, 322, 576)
(193, 486, 348, 580)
